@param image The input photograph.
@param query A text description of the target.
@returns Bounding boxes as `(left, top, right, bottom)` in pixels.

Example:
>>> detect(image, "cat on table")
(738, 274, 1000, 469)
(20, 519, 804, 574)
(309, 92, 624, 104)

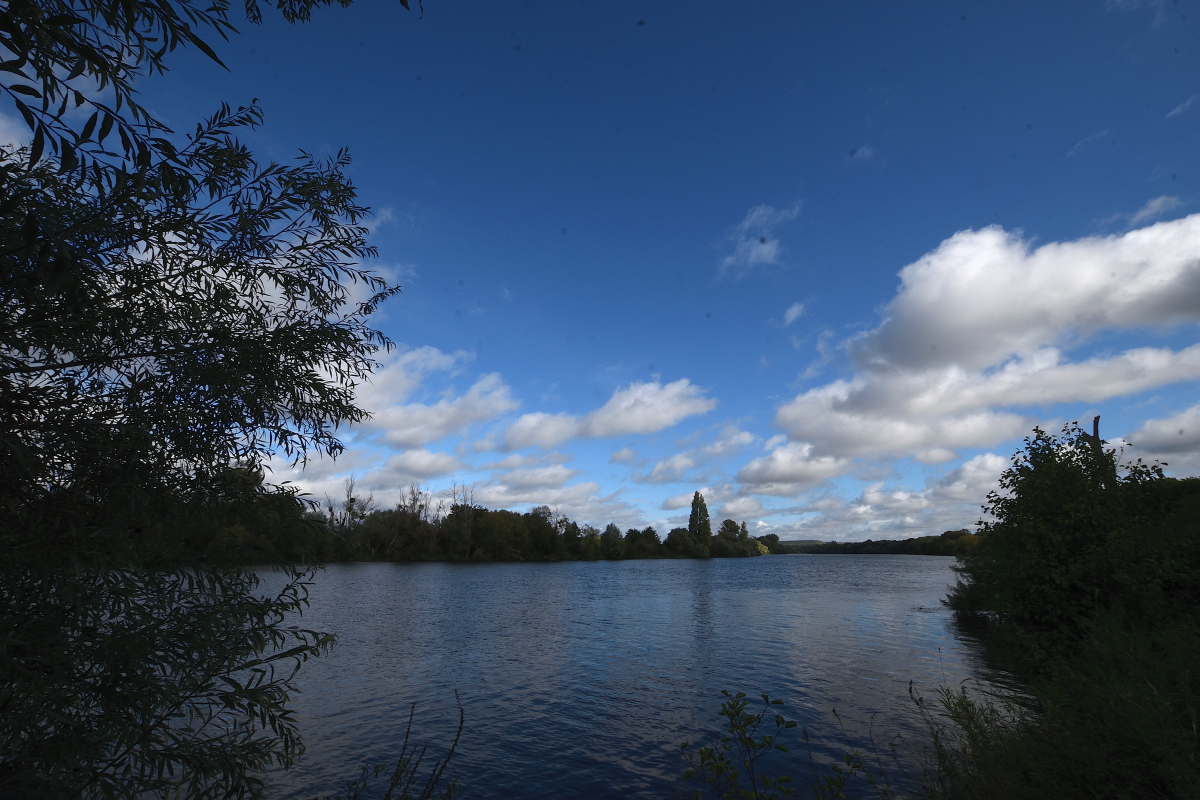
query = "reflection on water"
(266, 555, 997, 799)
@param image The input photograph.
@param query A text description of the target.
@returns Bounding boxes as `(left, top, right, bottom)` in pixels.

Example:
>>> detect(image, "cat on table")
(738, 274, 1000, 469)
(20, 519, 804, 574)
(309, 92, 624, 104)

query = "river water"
(266, 555, 997, 799)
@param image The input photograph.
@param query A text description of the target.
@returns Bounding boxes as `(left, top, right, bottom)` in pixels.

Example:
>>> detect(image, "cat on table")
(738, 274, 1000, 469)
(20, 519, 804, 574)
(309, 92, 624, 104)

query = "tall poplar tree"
(688, 491, 712, 551)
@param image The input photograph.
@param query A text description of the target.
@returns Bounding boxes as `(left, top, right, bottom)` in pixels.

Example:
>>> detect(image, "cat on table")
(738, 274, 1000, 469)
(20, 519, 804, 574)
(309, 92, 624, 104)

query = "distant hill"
(776, 529, 977, 556)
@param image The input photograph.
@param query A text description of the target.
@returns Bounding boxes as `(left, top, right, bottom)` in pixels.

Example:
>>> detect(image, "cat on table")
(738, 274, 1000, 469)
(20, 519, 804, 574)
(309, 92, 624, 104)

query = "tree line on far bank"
(211, 484, 785, 563)
(209, 477, 986, 565)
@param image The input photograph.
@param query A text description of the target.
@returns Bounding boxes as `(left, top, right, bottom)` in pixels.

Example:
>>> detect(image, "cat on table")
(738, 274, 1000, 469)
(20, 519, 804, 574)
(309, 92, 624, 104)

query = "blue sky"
(121, 1, 1200, 538)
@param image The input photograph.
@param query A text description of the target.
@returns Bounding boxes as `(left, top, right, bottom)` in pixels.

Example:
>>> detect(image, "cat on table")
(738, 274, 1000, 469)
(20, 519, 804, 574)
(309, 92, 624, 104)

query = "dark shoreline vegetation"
(219, 484, 787, 564)
(927, 422, 1200, 800)
(208, 476, 979, 565)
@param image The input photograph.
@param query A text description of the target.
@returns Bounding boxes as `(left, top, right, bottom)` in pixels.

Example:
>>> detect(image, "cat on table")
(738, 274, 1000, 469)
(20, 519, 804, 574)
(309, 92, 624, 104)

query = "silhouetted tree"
(0, 0, 418, 793)
(947, 421, 1188, 638)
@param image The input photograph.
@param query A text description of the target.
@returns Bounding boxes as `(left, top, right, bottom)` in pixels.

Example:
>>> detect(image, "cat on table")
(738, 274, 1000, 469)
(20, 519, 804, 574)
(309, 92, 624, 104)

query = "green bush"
(930, 420, 1200, 798)
(947, 422, 1200, 644)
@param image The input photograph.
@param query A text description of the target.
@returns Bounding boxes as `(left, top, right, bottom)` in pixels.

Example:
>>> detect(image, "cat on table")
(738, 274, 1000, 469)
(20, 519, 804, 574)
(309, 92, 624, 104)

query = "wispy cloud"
(366, 206, 396, 234)
(1107, 0, 1170, 26)
(846, 145, 877, 162)
(783, 301, 806, 326)
(1066, 130, 1111, 158)
(1166, 93, 1199, 119)
(638, 453, 697, 484)
(1129, 195, 1185, 226)
(720, 203, 802, 278)
(1098, 195, 1186, 229)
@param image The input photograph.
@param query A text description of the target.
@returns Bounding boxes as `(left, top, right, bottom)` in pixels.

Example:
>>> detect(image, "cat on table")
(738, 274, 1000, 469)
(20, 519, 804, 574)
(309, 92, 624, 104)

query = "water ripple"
(264, 556, 999, 799)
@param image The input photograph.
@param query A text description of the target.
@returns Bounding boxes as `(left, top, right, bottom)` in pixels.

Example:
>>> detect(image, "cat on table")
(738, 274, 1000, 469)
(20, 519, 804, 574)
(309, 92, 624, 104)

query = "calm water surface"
(267, 555, 997, 799)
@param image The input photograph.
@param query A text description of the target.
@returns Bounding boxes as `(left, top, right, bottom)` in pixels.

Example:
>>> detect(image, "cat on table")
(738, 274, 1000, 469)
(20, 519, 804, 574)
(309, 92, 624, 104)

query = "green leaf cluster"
(0, 566, 332, 798)
(688, 490, 713, 550)
(711, 519, 768, 558)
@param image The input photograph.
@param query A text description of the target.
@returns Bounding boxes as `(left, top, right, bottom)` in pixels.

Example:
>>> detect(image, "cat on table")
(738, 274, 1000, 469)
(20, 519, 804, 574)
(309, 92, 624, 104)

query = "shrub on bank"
(935, 421, 1200, 799)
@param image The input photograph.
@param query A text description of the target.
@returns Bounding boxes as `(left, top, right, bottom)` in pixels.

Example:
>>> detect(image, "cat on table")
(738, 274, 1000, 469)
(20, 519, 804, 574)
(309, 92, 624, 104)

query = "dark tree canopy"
(0, 103, 397, 794)
(948, 421, 1200, 641)
(0, 106, 397, 566)
(0, 0, 407, 794)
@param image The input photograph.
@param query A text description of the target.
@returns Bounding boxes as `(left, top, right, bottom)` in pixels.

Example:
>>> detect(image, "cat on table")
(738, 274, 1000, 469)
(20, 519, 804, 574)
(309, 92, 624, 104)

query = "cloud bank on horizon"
(279, 211, 1200, 540)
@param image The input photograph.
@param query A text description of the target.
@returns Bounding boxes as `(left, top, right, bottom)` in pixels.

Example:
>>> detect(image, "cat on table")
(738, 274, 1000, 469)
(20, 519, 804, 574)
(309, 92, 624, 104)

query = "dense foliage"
(933, 421, 1200, 799)
(0, 0, 410, 794)
(0, 110, 394, 794)
(688, 490, 713, 550)
(947, 422, 1200, 641)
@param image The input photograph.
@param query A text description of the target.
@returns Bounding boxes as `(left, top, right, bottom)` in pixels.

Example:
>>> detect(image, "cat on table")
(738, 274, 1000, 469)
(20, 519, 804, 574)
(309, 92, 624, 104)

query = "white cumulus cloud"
(367, 372, 520, 449)
(503, 379, 716, 450)
(357, 346, 468, 408)
(717, 496, 763, 518)
(853, 219, 1200, 372)
(639, 453, 697, 484)
(704, 426, 757, 456)
(374, 450, 463, 482)
(736, 442, 851, 496)
(760, 452, 1009, 541)
(609, 447, 640, 464)
(737, 215, 1200, 496)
